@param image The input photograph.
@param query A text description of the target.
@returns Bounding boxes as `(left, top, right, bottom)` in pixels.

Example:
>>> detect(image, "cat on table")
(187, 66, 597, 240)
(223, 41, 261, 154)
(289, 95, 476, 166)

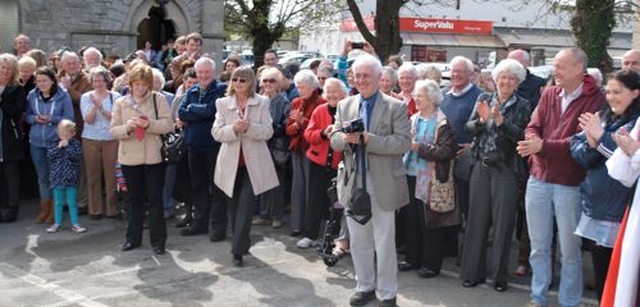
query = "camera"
(351, 42, 364, 49)
(340, 118, 365, 134)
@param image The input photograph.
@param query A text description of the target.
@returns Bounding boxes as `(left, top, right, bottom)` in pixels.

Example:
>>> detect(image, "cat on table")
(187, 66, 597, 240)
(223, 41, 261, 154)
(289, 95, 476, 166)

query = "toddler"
(46, 119, 86, 233)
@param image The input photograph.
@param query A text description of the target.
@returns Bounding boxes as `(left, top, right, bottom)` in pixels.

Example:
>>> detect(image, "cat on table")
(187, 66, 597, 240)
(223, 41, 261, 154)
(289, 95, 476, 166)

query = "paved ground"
(0, 200, 598, 307)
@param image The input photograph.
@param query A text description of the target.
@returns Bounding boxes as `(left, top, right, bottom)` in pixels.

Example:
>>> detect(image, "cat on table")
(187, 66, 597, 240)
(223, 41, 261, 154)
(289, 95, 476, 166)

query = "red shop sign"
(400, 18, 493, 35)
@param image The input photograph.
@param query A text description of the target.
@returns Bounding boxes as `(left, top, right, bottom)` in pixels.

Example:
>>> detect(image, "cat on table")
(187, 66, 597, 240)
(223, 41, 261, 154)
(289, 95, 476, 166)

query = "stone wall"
(20, 0, 223, 59)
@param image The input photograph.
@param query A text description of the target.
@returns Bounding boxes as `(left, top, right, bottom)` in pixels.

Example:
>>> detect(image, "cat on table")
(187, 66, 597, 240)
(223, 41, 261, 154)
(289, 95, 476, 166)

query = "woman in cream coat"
(212, 66, 278, 267)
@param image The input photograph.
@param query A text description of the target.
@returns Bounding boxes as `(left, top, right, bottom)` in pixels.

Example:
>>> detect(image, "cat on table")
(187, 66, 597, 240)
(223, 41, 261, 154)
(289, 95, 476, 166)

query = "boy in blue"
(46, 119, 86, 233)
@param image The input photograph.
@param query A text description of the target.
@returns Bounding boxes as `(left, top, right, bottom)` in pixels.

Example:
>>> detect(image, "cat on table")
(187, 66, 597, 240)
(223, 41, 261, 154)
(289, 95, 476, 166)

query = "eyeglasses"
(231, 78, 247, 83)
(262, 78, 277, 84)
(318, 77, 328, 81)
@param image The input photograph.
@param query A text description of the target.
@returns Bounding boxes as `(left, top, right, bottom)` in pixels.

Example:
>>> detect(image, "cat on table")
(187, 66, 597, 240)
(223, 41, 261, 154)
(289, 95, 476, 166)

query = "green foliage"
(570, 0, 616, 73)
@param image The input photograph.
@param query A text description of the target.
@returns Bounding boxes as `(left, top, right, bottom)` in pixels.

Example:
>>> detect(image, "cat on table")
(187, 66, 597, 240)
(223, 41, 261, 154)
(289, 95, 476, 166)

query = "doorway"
(136, 5, 177, 51)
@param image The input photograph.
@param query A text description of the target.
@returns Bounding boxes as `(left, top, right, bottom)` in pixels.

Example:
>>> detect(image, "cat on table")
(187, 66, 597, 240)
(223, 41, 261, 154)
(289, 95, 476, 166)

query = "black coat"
(0, 85, 26, 162)
(517, 70, 546, 108)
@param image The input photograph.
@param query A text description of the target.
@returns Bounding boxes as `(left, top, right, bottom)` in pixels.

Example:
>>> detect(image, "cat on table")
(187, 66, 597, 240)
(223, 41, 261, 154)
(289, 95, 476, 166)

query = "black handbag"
(347, 135, 371, 225)
(153, 94, 185, 164)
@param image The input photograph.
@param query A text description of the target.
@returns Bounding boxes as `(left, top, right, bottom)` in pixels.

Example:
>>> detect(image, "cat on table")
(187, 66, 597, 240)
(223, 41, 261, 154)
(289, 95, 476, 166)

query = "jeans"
(30, 145, 51, 201)
(52, 187, 78, 225)
(525, 177, 583, 307)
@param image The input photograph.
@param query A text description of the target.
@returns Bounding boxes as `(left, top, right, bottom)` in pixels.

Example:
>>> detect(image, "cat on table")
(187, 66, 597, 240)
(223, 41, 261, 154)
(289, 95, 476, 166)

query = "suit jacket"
(330, 91, 411, 211)
(212, 94, 279, 197)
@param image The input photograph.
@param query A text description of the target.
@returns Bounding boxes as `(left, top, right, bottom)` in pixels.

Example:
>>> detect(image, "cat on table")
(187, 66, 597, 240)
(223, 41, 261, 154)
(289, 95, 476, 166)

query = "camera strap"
(358, 134, 367, 190)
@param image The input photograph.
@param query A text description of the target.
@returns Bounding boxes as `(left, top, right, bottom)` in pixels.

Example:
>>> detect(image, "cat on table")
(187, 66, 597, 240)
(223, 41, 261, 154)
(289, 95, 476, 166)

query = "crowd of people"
(0, 32, 639, 307)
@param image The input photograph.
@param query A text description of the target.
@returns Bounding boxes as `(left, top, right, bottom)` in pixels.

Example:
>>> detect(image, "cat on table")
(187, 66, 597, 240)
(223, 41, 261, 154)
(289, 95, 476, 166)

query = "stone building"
(0, 0, 225, 60)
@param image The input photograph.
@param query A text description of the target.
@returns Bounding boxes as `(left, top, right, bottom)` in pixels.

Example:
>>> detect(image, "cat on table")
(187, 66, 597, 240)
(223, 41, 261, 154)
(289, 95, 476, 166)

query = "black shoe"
(209, 233, 226, 242)
(89, 214, 102, 220)
(349, 290, 376, 306)
(462, 280, 483, 288)
(232, 254, 243, 267)
(174, 219, 192, 228)
(77, 207, 88, 216)
(153, 246, 165, 255)
(121, 242, 141, 251)
(398, 261, 417, 271)
(106, 214, 122, 220)
(379, 297, 397, 307)
(180, 226, 206, 236)
(417, 267, 439, 278)
(494, 283, 507, 292)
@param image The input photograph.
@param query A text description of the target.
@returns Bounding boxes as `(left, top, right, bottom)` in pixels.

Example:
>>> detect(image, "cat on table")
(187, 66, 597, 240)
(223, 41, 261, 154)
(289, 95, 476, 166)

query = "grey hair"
(424, 65, 442, 83)
(294, 69, 319, 88)
(194, 56, 216, 71)
(88, 66, 112, 84)
(352, 53, 383, 76)
(450, 56, 474, 72)
(508, 49, 531, 66)
(491, 59, 526, 84)
(397, 63, 417, 78)
(587, 68, 603, 87)
(18, 55, 37, 70)
(83, 47, 103, 62)
(322, 77, 348, 99)
(61, 51, 80, 63)
(414, 79, 443, 105)
(152, 68, 166, 91)
(381, 66, 398, 85)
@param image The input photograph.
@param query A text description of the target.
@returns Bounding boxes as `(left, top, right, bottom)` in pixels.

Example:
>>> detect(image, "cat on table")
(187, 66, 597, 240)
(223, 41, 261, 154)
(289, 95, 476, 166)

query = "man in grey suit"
(330, 53, 411, 307)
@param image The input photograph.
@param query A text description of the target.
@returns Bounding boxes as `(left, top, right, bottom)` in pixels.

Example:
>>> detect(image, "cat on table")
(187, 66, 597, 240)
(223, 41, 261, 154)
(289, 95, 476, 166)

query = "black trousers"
(590, 241, 613, 302)
(404, 175, 454, 272)
(0, 161, 20, 209)
(303, 162, 335, 240)
(228, 167, 254, 256)
(122, 163, 167, 248)
(188, 150, 227, 237)
(460, 161, 518, 285)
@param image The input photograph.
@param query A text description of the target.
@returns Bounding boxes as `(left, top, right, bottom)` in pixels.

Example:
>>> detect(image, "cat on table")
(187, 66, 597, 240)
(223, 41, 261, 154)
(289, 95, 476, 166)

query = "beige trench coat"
(211, 94, 279, 197)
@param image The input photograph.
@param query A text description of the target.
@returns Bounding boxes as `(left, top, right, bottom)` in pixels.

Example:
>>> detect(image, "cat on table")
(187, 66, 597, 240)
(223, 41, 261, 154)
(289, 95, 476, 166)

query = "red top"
(304, 103, 343, 169)
(286, 90, 325, 151)
(525, 74, 605, 186)
(407, 97, 418, 118)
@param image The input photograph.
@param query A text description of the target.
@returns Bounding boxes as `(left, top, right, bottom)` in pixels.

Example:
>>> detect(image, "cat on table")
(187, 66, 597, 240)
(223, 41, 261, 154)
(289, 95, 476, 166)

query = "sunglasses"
(231, 78, 247, 83)
(262, 78, 277, 84)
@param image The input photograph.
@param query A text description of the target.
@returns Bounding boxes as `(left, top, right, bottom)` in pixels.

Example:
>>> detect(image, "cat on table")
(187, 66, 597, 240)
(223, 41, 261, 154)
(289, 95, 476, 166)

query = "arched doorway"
(136, 5, 177, 51)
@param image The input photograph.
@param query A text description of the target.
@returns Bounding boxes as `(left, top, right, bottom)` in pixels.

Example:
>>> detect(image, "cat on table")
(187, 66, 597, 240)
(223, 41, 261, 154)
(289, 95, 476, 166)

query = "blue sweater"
(570, 113, 639, 222)
(25, 86, 74, 148)
(440, 85, 482, 144)
(178, 80, 227, 153)
(48, 138, 82, 188)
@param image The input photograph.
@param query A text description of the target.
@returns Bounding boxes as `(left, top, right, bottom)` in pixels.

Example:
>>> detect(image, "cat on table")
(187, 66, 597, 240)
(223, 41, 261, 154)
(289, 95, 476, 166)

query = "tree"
(345, 0, 405, 63)
(570, 0, 616, 73)
(225, 0, 339, 67)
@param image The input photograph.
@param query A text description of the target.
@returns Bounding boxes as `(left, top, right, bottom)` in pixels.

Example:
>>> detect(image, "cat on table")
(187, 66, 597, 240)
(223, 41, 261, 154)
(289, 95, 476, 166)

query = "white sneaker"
(47, 224, 62, 233)
(71, 224, 87, 233)
(296, 237, 315, 249)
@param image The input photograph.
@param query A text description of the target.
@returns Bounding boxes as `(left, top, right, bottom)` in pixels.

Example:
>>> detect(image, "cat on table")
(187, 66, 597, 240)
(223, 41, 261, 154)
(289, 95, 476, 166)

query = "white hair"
(322, 77, 348, 99)
(491, 59, 526, 84)
(83, 47, 103, 62)
(450, 56, 473, 72)
(397, 63, 417, 78)
(381, 66, 398, 85)
(152, 68, 166, 91)
(18, 55, 36, 70)
(194, 56, 216, 71)
(294, 69, 319, 88)
(587, 68, 603, 87)
(61, 51, 80, 63)
(352, 53, 383, 76)
(414, 79, 443, 105)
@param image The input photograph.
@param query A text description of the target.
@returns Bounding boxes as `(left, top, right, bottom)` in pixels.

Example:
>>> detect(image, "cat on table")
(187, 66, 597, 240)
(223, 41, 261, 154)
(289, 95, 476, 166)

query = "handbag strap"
(357, 134, 367, 190)
(152, 93, 158, 120)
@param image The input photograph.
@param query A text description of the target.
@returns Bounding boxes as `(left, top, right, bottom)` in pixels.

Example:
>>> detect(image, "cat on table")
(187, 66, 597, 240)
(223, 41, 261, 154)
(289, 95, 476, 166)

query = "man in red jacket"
(517, 47, 605, 307)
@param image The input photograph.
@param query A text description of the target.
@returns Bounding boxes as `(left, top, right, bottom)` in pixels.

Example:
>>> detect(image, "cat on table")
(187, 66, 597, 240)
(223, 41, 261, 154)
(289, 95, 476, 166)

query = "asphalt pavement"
(0, 200, 599, 307)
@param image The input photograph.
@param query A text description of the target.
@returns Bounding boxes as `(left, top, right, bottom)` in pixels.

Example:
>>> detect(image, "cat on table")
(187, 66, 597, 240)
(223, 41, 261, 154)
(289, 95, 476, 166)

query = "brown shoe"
(35, 200, 52, 224)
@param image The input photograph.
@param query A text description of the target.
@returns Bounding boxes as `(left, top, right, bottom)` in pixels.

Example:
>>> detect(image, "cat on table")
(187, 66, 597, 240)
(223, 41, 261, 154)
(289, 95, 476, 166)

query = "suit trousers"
(228, 166, 254, 256)
(290, 149, 309, 231)
(461, 160, 518, 285)
(347, 173, 398, 300)
(188, 150, 227, 237)
(122, 163, 167, 248)
(82, 138, 118, 216)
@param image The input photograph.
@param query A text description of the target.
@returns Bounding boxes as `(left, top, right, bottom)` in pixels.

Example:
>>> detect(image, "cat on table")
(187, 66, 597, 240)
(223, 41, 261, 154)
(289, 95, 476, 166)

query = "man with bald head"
(508, 49, 547, 107)
(517, 48, 605, 307)
(622, 49, 640, 73)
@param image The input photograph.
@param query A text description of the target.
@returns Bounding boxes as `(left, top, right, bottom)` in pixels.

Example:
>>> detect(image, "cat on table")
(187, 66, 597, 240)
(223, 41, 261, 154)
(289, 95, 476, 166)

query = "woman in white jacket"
(212, 66, 279, 267)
